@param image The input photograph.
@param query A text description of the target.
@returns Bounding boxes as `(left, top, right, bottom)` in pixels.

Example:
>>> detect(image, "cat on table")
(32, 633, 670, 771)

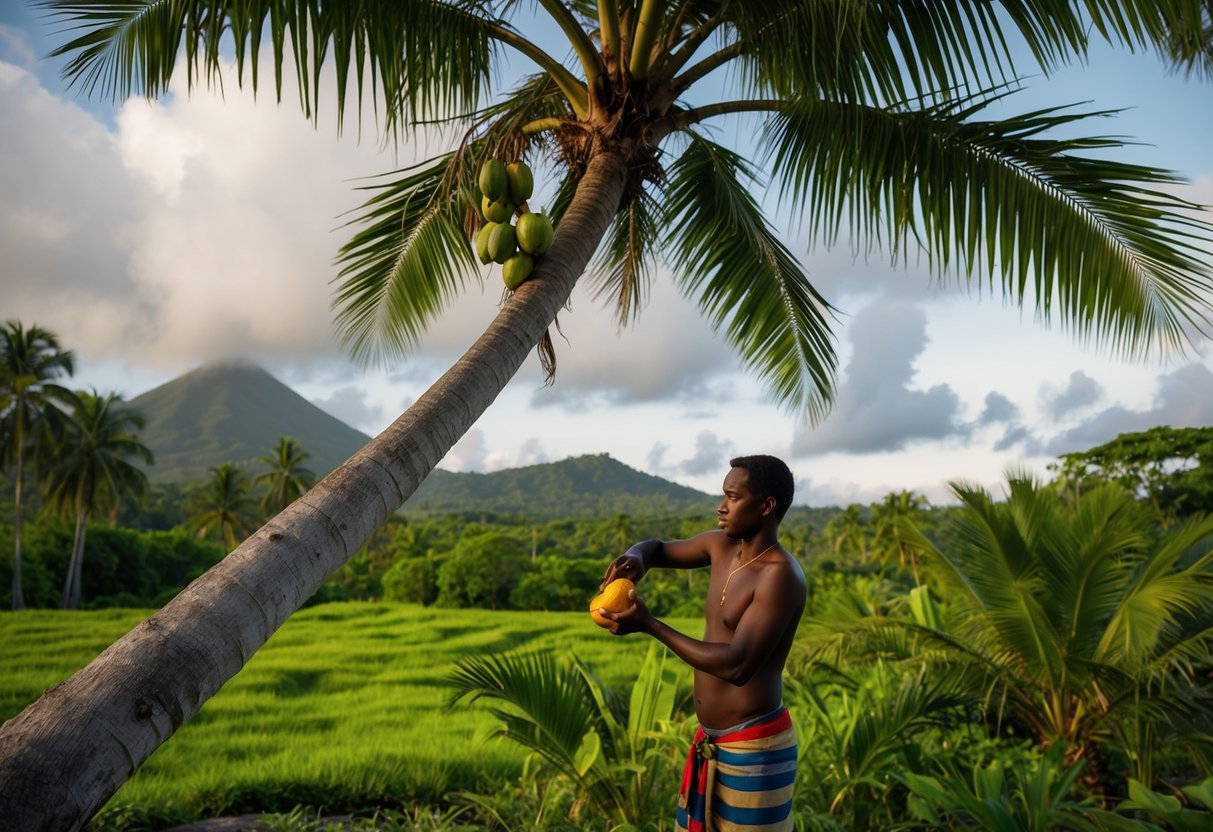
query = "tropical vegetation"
(184, 462, 263, 551)
(254, 437, 316, 517)
(5, 0, 1213, 826)
(40, 389, 153, 609)
(0, 320, 75, 609)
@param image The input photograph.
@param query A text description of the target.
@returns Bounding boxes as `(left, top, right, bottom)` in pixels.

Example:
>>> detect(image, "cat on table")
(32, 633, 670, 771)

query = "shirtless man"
(599, 454, 806, 831)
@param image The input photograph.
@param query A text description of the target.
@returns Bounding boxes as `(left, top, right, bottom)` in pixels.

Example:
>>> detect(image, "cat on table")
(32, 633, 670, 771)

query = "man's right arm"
(601, 533, 716, 586)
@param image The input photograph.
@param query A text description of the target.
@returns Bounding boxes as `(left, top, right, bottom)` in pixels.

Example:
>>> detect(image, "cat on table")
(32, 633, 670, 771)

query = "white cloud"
(1041, 370, 1104, 418)
(793, 298, 964, 454)
(308, 385, 384, 435)
(675, 431, 735, 476)
(1043, 361, 1213, 455)
(978, 392, 1019, 424)
(527, 277, 738, 409)
(0, 59, 138, 351)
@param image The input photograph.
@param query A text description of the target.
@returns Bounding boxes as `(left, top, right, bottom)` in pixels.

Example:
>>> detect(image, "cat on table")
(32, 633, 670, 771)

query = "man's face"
(716, 467, 771, 540)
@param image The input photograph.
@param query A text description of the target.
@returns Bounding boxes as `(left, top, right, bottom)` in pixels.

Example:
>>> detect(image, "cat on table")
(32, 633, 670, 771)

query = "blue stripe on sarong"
(716, 766, 798, 792)
(714, 799, 794, 826)
(715, 744, 799, 767)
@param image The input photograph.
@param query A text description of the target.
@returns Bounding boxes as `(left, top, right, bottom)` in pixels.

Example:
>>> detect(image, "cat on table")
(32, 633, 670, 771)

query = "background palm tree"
(42, 390, 153, 610)
(824, 503, 869, 566)
(253, 436, 315, 518)
(184, 463, 260, 552)
(5, 3, 1213, 826)
(0, 320, 74, 610)
(869, 490, 929, 580)
(825, 475, 1213, 791)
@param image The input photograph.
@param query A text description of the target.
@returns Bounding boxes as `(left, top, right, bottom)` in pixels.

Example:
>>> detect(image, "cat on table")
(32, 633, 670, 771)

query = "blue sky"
(3, 4, 1212, 507)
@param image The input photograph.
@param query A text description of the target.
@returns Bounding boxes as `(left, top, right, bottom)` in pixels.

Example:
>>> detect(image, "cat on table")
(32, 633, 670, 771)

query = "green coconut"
(516, 211, 555, 256)
(487, 222, 518, 264)
(506, 161, 534, 203)
(502, 252, 534, 290)
(481, 194, 515, 224)
(475, 223, 496, 265)
(478, 158, 507, 201)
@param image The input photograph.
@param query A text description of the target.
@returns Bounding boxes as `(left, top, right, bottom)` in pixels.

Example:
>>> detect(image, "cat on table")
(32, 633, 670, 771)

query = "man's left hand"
(600, 588, 653, 636)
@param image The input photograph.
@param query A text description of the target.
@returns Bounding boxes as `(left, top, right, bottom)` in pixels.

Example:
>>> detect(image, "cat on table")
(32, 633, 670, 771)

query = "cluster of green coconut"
(474, 158, 555, 290)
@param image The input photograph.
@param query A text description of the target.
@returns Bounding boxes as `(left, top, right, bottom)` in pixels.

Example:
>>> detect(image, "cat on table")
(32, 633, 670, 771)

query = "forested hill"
(129, 362, 372, 484)
(403, 454, 717, 519)
(124, 363, 715, 517)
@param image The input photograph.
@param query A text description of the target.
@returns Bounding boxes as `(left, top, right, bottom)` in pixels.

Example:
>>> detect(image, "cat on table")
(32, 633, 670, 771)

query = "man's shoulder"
(765, 550, 807, 590)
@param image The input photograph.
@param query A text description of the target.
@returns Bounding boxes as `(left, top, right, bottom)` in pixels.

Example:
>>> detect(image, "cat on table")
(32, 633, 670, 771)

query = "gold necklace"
(719, 543, 777, 606)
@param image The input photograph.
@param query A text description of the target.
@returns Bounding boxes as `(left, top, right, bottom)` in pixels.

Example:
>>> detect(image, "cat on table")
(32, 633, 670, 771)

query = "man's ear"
(762, 497, 777, 517)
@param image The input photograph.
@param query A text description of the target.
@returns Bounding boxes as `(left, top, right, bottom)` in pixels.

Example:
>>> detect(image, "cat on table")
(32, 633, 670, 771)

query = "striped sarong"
(674, 707, 797, 831)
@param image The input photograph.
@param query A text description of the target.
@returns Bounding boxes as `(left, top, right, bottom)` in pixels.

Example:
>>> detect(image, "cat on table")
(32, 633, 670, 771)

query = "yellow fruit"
(589, 578, 635, 628)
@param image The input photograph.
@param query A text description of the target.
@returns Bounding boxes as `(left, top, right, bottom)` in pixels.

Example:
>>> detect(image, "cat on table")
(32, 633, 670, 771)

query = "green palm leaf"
(764, 91, 1213, 358)
(664, 132, 838, 419)
(42, 0, 495, 134)
(332, 151, 482, 364)
(445, 650, 598, 772)
(726, 1, 1212, 104)
(589, 191, 662, 328)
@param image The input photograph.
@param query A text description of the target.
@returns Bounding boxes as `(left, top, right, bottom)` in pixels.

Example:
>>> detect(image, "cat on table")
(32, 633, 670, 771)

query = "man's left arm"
(602, 570, 800, 686)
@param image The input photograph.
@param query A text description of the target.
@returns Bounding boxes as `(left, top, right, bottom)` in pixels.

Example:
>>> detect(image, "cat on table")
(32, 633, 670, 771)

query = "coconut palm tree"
(0, 321, 74, 610)
(41, 390, 153, 610)
(253, 436, 315, 518)
(4, 2, 1213, 827)
(184, 463, 260, 551)
(824, 503, 869, 565)
(827, 475, 1213, 791)
(869, 489, 929, 580)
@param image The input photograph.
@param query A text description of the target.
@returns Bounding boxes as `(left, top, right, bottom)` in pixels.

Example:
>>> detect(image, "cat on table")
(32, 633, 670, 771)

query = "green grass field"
(0, 603, 700, 825)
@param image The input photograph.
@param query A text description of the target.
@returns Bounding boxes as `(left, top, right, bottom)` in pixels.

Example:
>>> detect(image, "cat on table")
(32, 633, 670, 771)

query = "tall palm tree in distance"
(0, 320, 74, 610)
(185, 462, 261, 551)
(42, 390, 153, 610)
(253, 436, 316, 518)
(870, 490, 929, 580)
(4, 2, 1213, 827)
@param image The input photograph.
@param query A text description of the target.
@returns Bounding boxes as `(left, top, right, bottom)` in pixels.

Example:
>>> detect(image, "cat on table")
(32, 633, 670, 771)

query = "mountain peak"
(129, 363, 371, 484)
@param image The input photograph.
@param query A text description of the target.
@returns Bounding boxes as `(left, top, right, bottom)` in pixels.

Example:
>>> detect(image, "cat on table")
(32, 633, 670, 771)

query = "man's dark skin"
(599, 465, 807, 730)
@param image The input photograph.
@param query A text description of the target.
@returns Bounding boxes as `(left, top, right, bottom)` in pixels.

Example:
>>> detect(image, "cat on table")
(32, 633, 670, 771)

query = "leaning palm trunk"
(0, 146, 629, 831)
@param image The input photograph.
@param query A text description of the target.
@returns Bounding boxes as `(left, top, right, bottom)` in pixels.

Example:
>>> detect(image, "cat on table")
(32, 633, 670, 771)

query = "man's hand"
(599, 588, 653, 636)
(600, 551, 646, 588)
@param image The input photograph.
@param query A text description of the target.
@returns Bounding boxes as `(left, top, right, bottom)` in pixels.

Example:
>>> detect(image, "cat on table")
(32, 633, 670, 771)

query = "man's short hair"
(730, 455, 794, 521)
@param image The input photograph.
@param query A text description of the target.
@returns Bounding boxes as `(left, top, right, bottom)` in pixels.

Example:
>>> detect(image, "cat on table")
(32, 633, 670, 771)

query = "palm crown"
(44, 0, 1213, 420)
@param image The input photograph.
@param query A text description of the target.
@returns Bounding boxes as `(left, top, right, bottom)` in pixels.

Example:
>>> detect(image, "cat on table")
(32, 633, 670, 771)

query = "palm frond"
(332, 150, 481, 365)
(444, 650, 598, 770)
(764, 90, 1213, 358)
(41, 0, 495, 135)
(465, 72, 573, 203)
(588, 191, 662, 328)
(663, 131, 838, 419)
(1099, 514, 1213, 665)
(717, 1, 1212, 105)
